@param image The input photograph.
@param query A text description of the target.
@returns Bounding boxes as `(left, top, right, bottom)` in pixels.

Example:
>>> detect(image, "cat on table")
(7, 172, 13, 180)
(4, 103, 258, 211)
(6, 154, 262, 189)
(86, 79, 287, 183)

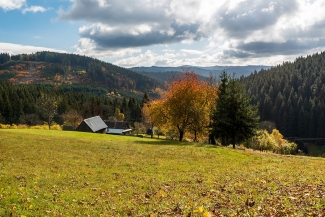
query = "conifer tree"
(211, 71, 259, 148)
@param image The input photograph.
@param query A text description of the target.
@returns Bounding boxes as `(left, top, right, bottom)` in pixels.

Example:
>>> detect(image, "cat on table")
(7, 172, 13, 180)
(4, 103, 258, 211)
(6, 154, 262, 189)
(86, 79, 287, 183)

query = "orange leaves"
(142, 70, 218, 141)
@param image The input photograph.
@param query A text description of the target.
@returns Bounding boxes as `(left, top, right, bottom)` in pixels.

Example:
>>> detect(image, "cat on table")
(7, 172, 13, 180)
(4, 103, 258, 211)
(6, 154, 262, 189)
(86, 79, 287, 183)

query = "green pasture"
(1, 129, 325, 216)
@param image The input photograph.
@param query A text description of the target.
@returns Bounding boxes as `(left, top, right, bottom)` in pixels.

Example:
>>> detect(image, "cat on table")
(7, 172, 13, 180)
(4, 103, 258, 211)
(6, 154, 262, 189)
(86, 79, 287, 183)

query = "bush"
(50, 124, 62, 130)
(0, 123, 62, 131)
(10, 124, 18, 129)
(245, 129, 298, 155)
(30, 125, 47, 129)
(0, 124, 10, 129)
(17, 124, 28, 129)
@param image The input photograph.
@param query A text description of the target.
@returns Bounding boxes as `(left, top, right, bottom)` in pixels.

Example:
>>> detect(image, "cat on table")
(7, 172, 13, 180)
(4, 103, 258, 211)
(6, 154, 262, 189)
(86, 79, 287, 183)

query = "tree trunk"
(232, 137, 236, 149)
(194, 131, 197, 142)
(209, 134, 216, 145)
(179, 130, 184, 141)
(151, 123, 154, 139)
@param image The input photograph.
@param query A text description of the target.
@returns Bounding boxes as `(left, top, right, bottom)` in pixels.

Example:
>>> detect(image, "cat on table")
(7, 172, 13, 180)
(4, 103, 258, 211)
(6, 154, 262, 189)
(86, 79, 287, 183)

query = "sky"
(1, 0, 325, 68)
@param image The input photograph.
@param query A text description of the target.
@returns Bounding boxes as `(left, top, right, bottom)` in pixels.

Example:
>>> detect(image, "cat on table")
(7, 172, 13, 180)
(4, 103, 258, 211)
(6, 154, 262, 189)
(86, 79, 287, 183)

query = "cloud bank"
(0, 42, 66, 55)
(7, 0, 319, 66)
(56, 0, 325, 66)
(0, 0, 26, 11)
(0, 0, 48, 14)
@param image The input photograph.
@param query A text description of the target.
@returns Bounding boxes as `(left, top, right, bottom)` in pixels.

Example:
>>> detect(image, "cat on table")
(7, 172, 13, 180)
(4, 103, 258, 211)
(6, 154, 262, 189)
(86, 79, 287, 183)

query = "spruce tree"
(211, 71, 259, 148)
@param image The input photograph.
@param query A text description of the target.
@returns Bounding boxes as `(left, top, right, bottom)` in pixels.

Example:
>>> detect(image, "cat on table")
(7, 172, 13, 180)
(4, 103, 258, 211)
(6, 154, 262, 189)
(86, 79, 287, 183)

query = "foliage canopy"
(143, 71, 217, 141)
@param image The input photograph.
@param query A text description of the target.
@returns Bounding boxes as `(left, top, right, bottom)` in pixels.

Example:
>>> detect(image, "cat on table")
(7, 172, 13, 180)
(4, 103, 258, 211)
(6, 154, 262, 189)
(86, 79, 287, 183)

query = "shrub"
(30, 125, 45, 129)
(50, 124, 62, 130)
(245, 129, 297, 155)
(10, 124, 18, 129)
(17, 124, 28, 129)
(0, 124, 10, 129)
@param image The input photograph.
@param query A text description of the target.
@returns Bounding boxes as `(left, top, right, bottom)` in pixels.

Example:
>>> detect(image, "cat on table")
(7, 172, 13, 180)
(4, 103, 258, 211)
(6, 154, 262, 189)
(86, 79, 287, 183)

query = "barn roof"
(83, 116, 108, 132)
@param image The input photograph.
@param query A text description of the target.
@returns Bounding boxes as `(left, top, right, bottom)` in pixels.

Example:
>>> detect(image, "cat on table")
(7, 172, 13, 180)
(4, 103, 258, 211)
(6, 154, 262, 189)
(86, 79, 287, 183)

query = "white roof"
(107, 129, 124, 134)
(83, 116, 107, 132)
(107, 128, 132, 134)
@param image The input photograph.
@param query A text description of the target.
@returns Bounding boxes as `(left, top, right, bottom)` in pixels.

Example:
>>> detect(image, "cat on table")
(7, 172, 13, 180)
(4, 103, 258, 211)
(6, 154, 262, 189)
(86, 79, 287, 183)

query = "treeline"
(2, 51, 160, 92)
(0, 81, 143, 125)
(136, 71, 181, 84)
(241, 52, 325, 143)
(0, 53, 10, 64)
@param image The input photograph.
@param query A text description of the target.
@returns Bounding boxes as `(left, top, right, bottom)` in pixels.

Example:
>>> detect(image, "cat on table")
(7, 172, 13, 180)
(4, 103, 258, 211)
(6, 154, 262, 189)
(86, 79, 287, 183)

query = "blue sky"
(1, 0, 325, 68)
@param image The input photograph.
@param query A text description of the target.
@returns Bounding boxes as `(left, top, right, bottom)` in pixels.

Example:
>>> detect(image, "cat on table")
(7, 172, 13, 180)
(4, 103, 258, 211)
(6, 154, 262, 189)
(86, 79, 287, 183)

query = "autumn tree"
(114, 108, 124, 121)
(108, 108, 125, 121)
(143, 70, 218, 141)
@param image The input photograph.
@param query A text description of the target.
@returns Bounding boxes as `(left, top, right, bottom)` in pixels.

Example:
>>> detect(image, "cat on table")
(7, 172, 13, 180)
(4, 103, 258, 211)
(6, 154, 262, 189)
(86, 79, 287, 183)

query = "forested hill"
(240, 52, 325, 142)
(0, 52, 160, 93)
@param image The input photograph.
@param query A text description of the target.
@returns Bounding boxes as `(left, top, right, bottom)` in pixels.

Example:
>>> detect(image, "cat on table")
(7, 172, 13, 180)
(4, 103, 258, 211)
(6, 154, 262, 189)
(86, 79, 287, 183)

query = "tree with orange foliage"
(142, 70, 218, 141)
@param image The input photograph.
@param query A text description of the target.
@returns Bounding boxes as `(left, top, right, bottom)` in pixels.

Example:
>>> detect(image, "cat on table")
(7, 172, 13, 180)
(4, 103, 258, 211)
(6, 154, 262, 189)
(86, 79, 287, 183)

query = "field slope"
(1, 129, 325, 216)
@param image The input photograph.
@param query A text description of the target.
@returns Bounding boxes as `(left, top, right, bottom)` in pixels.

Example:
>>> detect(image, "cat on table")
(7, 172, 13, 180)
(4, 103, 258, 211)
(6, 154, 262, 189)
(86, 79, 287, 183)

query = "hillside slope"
(0, 52, 160, 93)
(240, 52, 325, 142)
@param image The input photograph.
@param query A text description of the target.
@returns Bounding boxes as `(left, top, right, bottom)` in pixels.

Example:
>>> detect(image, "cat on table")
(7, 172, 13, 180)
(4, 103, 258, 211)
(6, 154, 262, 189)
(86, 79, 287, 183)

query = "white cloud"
(113, 50, 159, 67)
(180, 49, 203, 55)
(59, 0, 205, 48)
(0, 0, 26, 11)
(22, 5, 48, 14)
(113, 48, 303, 68)
(74, 38, 141, 59)
(113, 50, 222, 67)
(0, 42, 66, 55)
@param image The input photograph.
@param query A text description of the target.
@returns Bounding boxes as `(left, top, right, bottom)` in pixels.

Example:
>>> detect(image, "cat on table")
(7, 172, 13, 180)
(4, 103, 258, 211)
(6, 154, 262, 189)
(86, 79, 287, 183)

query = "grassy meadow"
(1, 129, 325, 216)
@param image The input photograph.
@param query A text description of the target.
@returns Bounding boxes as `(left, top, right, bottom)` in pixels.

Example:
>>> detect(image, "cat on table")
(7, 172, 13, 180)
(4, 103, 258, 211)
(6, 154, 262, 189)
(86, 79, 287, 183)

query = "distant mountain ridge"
(130, 65, 272, 78)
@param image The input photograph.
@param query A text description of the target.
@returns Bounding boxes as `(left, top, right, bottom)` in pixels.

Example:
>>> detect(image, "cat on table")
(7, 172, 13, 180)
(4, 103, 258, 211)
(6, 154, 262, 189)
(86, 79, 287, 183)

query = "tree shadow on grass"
(133, 139, 220, 148)
(196, 143, 220, 149)
(133, 139, 192, 146)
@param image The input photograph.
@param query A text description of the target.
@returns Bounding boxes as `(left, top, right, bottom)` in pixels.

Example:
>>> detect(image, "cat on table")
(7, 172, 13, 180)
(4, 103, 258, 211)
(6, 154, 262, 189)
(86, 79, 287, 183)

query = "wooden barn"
(105, 121, 132, 135)
(76, 116, 107, 133)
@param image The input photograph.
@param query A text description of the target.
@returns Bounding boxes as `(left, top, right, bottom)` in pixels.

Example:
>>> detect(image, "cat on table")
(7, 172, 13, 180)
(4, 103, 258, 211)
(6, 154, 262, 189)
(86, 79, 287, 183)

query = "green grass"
(1, 129, 325, 216)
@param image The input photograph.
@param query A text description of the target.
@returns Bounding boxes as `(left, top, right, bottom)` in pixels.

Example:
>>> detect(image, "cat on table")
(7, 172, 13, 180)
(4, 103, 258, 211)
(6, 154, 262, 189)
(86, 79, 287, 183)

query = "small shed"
(105, 121, 133, 135)
(76, 116, 108, 133)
